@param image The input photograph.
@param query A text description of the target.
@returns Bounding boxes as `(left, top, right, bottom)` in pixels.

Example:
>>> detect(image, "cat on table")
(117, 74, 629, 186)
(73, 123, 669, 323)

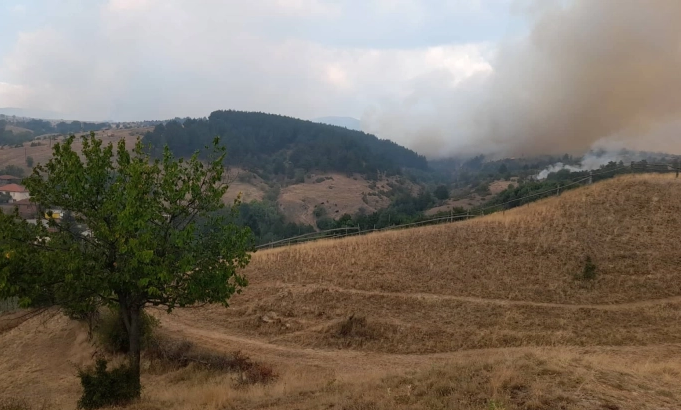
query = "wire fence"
(255, 163, 679, 250)
(0, 297, 19, 313)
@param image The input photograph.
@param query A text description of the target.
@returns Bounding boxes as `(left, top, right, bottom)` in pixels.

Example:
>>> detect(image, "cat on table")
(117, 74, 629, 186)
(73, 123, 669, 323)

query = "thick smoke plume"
(364, 0, 681, 158)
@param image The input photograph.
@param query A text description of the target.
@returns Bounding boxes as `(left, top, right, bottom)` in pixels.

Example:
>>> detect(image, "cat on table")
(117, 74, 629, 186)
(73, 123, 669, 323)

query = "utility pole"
(588, 170, 593, 185)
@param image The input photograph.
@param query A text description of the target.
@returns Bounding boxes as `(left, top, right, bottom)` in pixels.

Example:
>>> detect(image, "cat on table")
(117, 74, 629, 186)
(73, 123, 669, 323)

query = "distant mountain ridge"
(312, 116, 362, 131)
(143, 110, 428, 178)
(0, 107, 70, 121)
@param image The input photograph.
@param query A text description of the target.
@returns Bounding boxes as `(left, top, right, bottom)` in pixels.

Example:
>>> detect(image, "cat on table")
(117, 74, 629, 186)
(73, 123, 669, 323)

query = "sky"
(0, 0, 524, 123)
(2, 1, 680, 159)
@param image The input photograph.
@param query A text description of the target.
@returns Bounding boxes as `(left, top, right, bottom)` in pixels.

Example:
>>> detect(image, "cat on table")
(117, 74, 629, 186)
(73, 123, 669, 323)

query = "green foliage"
(77, 359, 140, 409)
(232, 200, 314, 245)
(0, 120, 33, 147)
(0, 132, 254, 398)
(0, 165, 24, 177)
(497, 164, 508, 174)
(143, 110, 428, 178)
(433, 185, 450, 200)
(313, 205, 327, 219)
(96, 307, 158, 354)
(25, 156, 33, 168)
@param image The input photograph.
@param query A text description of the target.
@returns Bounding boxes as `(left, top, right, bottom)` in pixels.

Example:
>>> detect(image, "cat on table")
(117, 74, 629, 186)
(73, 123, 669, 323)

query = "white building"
(0, 184, 30, 202)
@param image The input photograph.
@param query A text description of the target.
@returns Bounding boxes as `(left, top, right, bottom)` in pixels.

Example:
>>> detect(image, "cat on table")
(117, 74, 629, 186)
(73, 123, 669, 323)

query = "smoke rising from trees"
(364, 0, 681, 158)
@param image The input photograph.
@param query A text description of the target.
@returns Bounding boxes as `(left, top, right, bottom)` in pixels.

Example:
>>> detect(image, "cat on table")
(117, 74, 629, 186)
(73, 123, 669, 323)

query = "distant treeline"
(143, 110, 429, 179)
(0, 118, 111, 146)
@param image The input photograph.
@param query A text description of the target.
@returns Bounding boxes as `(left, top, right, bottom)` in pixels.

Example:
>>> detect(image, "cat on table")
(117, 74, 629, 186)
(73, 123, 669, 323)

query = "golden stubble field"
(0, 129, 147, 175)
(3, 173, 681, 409)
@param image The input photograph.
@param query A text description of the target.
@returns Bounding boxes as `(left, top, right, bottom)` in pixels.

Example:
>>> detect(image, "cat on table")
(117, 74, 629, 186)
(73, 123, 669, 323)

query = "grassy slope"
(3, 174, 681, 409)
(0, 129, 145, 175)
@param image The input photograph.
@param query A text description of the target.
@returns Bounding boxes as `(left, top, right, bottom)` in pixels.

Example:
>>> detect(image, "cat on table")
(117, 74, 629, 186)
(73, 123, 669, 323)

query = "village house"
(0, 183, 30, 203)
(0, 175, 21, 186)
(0, 198, 39, 220)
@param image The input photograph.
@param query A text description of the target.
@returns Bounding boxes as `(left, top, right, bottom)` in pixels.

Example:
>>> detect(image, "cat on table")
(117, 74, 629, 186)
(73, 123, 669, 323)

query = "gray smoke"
(364, 0, 681, 158)
(536, 147, 677, 180)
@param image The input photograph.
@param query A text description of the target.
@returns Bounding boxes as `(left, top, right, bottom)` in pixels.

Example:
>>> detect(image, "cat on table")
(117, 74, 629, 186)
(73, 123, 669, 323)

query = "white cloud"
(0, 0, 495, 122)
(11, 4, 27, 13)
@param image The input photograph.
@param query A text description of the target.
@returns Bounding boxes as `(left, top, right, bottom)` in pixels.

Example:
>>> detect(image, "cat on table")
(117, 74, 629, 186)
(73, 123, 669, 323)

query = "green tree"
(433, 185, 449, 200)
(25, 156, 34, 168)
(0, 133, 253, 394)
(498, 163, 509, 175)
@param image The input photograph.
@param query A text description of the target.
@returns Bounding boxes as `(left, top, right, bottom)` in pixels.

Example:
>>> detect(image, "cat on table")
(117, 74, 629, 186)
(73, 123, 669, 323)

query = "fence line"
(255, 164, 678, 250)
(0, 297, 19, 313)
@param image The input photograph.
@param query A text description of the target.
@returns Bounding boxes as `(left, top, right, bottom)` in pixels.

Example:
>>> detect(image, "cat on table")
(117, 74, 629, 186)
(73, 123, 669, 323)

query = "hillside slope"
(4, 174, 681, 410)
(142, 110, 428, 177)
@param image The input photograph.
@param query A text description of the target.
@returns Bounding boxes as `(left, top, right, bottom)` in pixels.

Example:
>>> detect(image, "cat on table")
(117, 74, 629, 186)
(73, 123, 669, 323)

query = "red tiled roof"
(0, 175, 20, 180)
(0, 183, 27, 193)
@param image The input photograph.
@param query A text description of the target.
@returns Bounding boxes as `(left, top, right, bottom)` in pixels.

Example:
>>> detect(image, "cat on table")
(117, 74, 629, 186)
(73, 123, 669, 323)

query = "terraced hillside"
(3, 174, 681, 409)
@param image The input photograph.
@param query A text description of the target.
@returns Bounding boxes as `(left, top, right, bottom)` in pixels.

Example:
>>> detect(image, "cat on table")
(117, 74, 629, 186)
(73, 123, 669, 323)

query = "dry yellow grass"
(3, 173, 681, 409)
(0, 128, 148, 175)
(278, 173, 392, 226)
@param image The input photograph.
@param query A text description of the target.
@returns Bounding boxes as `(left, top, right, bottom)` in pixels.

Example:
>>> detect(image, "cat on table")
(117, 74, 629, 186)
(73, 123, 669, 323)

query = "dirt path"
(273, 282, 681, 310)
(152, 280, 681, 378)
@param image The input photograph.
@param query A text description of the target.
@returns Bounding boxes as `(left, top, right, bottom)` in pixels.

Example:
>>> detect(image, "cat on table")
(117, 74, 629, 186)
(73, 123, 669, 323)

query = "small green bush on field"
(77, 359, 140, 409)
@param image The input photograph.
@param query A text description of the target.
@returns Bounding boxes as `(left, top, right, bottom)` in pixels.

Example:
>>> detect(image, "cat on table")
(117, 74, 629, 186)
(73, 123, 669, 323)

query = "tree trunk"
(127, 305, 141, 377)
(119, 299, 142, 395)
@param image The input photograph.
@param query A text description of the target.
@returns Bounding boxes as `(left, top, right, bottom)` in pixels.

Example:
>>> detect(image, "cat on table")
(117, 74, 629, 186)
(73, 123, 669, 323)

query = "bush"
(146, 336, 278, 385)
(313, 205, 327, 218)
(338, 314, 369, 337)
(580, 256, 598, 280)
(95, 307, 158, 354)
(77, 359, 140, 409)
(434, 185, 449, 200)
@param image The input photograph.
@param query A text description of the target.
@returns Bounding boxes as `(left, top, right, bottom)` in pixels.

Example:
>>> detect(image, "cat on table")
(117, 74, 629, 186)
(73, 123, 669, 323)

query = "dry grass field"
(278, 173, 394, 226)
(3, 173, 681, 409)
(0, 128, 146, 175)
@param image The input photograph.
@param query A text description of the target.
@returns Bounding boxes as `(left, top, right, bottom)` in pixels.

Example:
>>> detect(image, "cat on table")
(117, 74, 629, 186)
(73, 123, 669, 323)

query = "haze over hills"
(0, 107, 71, 121)
(311, 116, 362, 131)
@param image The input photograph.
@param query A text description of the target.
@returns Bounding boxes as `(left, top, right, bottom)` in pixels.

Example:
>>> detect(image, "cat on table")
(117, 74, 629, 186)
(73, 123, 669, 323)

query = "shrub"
(313, 205, 327, 218)
(95, 307, 158, 354)
(434, 185, 450, 200)
(146, 336, 278, 385)
(338, 314, 369, 337)
(580, 256, 598, 280)
(77, 359, 140, 409)
(242, 363, 277, 386)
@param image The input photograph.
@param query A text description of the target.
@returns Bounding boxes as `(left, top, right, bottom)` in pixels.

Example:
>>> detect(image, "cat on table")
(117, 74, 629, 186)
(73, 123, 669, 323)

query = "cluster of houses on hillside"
(0, 174, 63, 225)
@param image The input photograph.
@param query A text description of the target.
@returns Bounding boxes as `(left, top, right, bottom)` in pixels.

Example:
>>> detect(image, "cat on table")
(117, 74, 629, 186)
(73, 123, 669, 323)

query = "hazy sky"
(0, 0, 524, 122)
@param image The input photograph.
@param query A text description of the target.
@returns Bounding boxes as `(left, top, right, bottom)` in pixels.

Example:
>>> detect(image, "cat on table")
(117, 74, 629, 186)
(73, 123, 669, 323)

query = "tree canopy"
(0, 133, 253, 393)
(143, 110, 429, 178)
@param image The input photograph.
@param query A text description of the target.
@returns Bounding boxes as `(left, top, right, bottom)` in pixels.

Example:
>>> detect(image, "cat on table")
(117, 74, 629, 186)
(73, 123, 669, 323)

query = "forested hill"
(142, 110, 428, 177)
